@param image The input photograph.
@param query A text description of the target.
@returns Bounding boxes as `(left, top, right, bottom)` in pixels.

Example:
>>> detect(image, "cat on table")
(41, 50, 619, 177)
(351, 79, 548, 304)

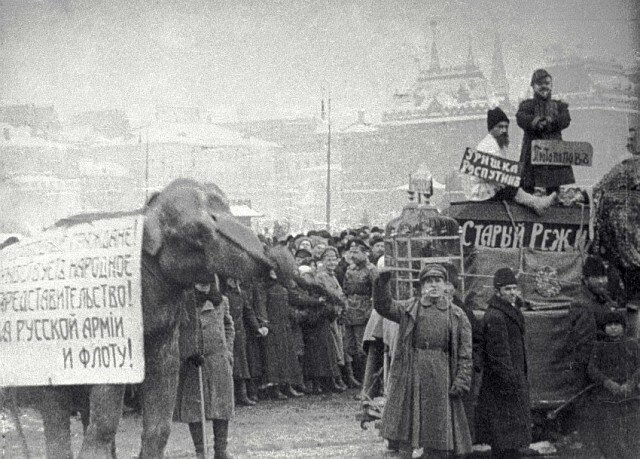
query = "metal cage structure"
(384, 172, 464, 300)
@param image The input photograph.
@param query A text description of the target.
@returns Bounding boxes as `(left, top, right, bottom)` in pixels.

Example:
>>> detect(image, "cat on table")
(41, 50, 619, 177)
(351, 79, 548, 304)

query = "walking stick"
(198, 365, 209, 458)
(547, 383, 596, 420)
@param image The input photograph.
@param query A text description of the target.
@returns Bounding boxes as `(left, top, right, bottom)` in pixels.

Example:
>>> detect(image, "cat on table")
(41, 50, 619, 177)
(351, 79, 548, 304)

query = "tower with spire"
(490, 34, 510, 105)
(428, 20, 440, 72)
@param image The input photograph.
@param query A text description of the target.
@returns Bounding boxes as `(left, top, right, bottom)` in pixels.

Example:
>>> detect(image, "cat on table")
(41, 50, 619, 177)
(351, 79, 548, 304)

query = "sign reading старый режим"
(0, 216, 145, 386)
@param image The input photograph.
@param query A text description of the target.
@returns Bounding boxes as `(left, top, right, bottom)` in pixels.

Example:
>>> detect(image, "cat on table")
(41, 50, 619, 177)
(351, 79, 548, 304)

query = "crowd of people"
(158, 67, 639, 459)
(170, 226, 389, 458)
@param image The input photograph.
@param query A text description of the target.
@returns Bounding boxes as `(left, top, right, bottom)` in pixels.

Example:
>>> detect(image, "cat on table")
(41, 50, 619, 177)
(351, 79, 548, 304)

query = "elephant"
(592, 146, 640, 303)
(4, 178, 273, 458)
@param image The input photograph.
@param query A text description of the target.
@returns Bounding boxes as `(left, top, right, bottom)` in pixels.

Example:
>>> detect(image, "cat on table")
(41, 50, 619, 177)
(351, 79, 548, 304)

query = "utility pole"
(325, 92, 331, 231)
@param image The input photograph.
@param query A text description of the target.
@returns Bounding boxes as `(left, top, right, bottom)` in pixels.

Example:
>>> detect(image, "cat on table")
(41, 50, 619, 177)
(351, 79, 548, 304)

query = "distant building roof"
(139, 121, 281, 149)
(230, 204, 263, 218)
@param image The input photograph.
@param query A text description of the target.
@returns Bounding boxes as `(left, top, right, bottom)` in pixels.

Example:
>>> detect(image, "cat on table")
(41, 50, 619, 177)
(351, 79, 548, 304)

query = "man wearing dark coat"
(374, 263, 473, 457)
(476, 267, 531, 459)
(516, 68, 574, 193)
(174, 283, 235, 459)
(566, 256, 618, 387)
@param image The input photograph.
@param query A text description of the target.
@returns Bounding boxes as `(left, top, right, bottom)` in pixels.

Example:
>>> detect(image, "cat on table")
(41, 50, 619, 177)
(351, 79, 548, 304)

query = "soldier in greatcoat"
(374, 264, 473, 457)
(174, 283, 235, 459)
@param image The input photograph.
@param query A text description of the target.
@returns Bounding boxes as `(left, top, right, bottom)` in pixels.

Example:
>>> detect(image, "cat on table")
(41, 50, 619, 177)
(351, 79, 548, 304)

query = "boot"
(283, 384, 303, 398)
(235, 380, 256, 406)
(345, 361, 362, 389)
(246, 379, 259, 402)
(514, 188, 557, 215)
(329, 376, 346, 393)
(188, 422, 206, 459)
(334, 375, 348, 391)
(213, 419, 233, 459)
(310, 379, 324, 395)
(270, 385, 288, 400)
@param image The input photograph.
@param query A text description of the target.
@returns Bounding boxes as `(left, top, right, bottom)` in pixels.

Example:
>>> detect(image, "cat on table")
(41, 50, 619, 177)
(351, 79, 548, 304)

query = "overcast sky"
(1, 0, 638, 122)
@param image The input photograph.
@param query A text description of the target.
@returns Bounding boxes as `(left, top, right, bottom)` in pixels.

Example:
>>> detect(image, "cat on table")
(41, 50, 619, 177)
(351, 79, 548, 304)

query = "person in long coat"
(578, 310, 640, 458)
(316, 247, 349, 391)
(243, 281, 269, 402)
(476, 268, 532, 459)
(374, 264, 473, 457)
(174, 283, 235, 459)
(223, 277, 267, 406)
(259, 270, 304, 399)
(294, 264, 342, 393)
(516, 68, 573, 193)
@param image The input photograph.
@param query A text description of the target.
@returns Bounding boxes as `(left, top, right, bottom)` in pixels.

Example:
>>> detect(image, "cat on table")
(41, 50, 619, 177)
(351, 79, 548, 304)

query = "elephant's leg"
(139, 328, 180, 458)
(40, 389, 73, 459)
(78, 384, 125, 459)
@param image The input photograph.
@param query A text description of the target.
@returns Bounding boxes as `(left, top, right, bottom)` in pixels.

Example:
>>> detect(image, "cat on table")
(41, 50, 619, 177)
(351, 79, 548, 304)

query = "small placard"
(531, 140, 593, 166)
(459, 148, 523, 187)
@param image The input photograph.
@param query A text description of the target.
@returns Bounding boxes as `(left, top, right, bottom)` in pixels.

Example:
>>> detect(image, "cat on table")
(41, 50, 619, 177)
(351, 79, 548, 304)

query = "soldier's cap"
(369, 235, 384, 247)
(294, 248, 312, 259)
(348, 238, 370, 251)
(419, 264, 448, 283)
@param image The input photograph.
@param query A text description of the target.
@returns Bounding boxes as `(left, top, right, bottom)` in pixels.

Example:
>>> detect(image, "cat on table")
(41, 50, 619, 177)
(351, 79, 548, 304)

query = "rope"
(501, 200, 524, 275)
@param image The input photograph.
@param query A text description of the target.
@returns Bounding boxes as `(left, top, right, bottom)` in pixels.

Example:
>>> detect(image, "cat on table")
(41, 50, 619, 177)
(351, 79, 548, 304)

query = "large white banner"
(0, 216, 145, 386)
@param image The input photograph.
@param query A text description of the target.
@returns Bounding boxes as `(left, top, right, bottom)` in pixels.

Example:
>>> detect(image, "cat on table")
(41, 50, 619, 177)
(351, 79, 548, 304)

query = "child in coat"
(582, 310, 640, 458)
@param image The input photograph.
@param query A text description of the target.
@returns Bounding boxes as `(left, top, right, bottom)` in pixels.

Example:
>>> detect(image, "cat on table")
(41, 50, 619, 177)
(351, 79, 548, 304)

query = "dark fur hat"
(493, 267, 518, 289)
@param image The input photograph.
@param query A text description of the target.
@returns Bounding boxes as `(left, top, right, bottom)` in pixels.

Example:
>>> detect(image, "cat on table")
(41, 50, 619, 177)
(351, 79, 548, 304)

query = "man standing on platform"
(516, 68, 574, 194)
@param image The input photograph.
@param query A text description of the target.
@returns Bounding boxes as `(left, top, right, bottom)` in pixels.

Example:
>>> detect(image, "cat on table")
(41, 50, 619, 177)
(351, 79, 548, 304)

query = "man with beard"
(516, 68, 574, 194)
(463, 106, 556, 214)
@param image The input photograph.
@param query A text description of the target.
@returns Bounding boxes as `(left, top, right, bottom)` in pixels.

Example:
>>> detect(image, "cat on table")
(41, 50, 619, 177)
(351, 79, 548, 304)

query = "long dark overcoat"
(260, 279, 303, 385)
(289, 279, 340, 379)
(578, 336, 640, 457)
(476, 295, 532, 451)
(174, 291, 235, 422)
(245, 282, 268, 379)
(226, 284, 258, 380)
(516, 96, 573, 190)
(374, 280, 473, 454)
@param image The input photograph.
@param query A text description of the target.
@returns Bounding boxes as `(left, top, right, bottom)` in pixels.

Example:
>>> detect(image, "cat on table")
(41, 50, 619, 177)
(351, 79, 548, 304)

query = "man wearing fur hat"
(374, 264, 473, 457)
(566, 256, 621, 387)
(463, 106, 556, 214)
(476, 267, 531, 458)
(516, 68, 574, 194)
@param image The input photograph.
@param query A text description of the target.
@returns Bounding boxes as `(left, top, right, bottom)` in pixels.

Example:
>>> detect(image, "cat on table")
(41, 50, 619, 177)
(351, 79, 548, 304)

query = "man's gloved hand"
(603, 379, 622, 395)
(187, 353, 205, 367)
(257, 326, 269, 337)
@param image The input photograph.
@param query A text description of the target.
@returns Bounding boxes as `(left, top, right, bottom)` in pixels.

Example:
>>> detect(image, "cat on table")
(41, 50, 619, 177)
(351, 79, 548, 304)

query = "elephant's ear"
(143, 206, 163, 256)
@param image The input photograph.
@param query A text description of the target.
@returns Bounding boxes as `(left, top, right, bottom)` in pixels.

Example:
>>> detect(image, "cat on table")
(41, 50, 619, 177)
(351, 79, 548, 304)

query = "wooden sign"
(531, 140, 593, 166)
(459, 148, 523, 187)
(0, 216, 145, 386)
